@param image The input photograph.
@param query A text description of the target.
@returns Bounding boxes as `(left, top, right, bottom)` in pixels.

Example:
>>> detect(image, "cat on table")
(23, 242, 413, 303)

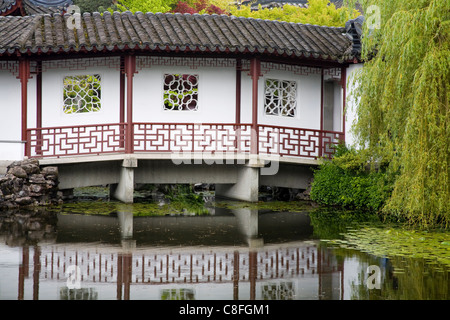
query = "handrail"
(26, 122, 344, 159)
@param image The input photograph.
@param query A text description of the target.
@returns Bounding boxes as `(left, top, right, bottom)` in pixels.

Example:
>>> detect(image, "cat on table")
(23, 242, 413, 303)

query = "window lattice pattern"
(63, 75, 101, 114)
(264, 79, 297, 117)
(261, 282, 295, 300)
(163, 74, 199, 111)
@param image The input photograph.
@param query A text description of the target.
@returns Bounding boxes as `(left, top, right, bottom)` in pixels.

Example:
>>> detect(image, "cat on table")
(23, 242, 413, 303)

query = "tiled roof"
(0, 0, 70, 16)
(0, 11, 359, 62)
(0, 0, 18, 14)
(24, 0, 70, 15)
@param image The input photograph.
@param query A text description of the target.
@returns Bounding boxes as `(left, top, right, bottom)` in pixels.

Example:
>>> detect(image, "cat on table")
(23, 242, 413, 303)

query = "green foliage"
(73, 0, 114, 13)
(164, 184, 209, 215)
(326, 226, 450, 268)
(230, 0, 360, 26)
(112, 0, 178, 13)
(310, 144, 394, 212)
(63, 75, 101, 114)
(107, 0, 358, 26)
(349, 0, 450, 228)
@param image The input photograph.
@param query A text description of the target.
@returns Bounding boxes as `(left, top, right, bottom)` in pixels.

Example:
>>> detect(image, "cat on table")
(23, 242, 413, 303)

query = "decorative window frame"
(263, 77, 298, 118)
(162, 73, 199, 111)
(62, 73, 102, 115)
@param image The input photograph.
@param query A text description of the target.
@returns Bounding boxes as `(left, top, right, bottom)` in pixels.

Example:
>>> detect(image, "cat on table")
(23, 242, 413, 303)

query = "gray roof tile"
(0, 11, 358, 62)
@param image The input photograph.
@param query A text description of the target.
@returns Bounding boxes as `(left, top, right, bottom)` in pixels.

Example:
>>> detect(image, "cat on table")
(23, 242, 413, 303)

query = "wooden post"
(250, 58, 261, 155)
(117, 254, 123, 300)
(249, 250, 257, 300)
(124, 55, 136, 154)
(233, 250, 240, 300)
(18, 246, 29, 300)
(32, 245, 41, 300)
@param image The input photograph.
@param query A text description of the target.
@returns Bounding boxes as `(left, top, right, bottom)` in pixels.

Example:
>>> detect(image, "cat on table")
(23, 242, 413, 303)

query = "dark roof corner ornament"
(345, 15, 364, 56)
(0, 0, 72, 16)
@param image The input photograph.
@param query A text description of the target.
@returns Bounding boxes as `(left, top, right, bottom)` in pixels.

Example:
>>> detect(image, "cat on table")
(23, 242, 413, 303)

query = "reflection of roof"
(0, 11, 360, 62)
(0, 0, 71, 16)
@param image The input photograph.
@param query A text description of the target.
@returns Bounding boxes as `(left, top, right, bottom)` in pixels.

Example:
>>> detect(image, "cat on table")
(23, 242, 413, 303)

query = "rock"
(0, 159, 61, 210)
(41, 166, 58, 178)
(18, 190, 28, 197)
(21, 163, 40, 175)
(6, 161, 23, 170)
(28, 174, 46, 184)
(30, 184, 43, 194)
(8, 166, 27, 179)
(14, 197, 33, 205)
(27, 220, 41, 231)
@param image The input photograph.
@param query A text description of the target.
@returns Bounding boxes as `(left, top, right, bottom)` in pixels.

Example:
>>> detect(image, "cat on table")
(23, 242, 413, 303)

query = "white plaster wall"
(0, 63, 23, 161)
(345, 63, 364, 148)
(333, 83, 343, 132)
(133, 65, 236, 124)
(240, 69, 322, 130)
(41, 62, 121, 128)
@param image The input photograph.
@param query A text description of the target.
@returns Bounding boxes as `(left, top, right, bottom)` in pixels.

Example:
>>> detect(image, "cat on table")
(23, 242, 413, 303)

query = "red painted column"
(319, 68, 324, 158)
(116, 254, 123, 300)
(18, 59, 31, 157)
(32, 245, 41, 300)
(233, 250, 240, 300)
(124, 55, 136, 154)
(250, 58, 261, 155)
(249, 250, 257, 300)
(18, 246, 29, 300)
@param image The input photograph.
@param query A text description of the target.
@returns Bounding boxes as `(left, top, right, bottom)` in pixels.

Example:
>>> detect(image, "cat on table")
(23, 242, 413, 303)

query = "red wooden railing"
(133, 123, 253, 153)
(26, 122, 343, 160)
(258, 124, 344, 159)
(27, 123, 126, 158)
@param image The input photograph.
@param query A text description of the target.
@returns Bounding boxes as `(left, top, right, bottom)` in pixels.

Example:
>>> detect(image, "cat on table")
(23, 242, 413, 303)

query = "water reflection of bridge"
(13, 208, 344, 300)
(17, 242, 342, 300)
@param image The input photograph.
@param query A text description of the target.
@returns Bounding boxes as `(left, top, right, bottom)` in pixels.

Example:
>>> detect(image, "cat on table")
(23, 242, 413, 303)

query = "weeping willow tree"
(349, 0, 449, 228)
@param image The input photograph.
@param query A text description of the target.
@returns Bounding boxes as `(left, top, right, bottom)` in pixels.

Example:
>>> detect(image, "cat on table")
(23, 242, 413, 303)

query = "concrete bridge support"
(111, 158, 137, 203)
(40, 155, 316, 203)
(215, 165, 260, 202)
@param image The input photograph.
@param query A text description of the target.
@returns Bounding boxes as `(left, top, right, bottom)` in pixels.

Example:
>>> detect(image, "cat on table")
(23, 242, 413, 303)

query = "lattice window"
(63, 75, 101, 114)
(161, 289, 195, 300)
(264, 78, 297, 117)
(163, 74, 199, 111)
(261, 282, 295, 300)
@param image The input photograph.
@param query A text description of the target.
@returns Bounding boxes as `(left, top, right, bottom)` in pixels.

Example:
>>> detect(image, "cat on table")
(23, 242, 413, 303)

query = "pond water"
(0, 197, 448, 300)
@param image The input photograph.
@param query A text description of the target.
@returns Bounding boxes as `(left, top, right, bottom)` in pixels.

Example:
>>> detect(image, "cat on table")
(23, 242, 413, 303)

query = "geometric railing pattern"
(258, 125, 344, 159)
(27, 122, 344, 159)
(133, 123, 252, 154)
(39, 245, 319, 285)
(27, 123, 125, 158)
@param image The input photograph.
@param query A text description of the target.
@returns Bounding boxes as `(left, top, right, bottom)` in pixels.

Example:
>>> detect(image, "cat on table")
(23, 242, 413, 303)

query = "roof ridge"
(52, 10, 346, 30)
(0, 10, 357, 62)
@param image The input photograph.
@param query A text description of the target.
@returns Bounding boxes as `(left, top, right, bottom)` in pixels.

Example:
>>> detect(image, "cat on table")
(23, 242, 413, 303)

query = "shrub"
(310, 144, 393, 212)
